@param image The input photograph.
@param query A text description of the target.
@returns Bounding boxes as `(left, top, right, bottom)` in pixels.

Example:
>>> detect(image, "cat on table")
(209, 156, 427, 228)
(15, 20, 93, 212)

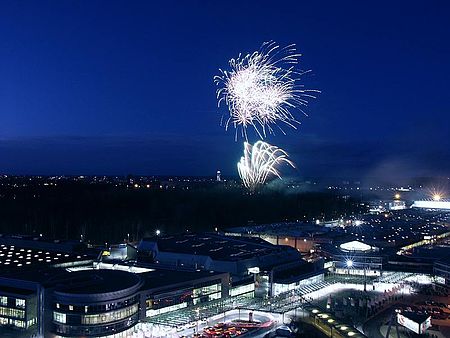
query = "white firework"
(237, 141, 294, 191)
(215, 41, 318, 139)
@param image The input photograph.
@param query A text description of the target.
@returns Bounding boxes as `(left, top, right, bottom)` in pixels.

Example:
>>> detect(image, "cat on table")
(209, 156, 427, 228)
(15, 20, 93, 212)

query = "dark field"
(0, 179, 362, 243)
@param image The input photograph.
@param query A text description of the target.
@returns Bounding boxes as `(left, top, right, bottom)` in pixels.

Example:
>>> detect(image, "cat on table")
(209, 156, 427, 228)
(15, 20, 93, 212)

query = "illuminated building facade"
(0, 236, 234, 337)
(138, 232, 324, 298)
(0, 292, 36, 330)
(434, 260, 450, 286)
(51, 270, 142, 337)
(412, 199, 450, 210)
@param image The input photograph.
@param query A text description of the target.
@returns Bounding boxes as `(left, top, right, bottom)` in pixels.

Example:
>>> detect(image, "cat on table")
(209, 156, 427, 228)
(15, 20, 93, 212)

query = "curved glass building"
(51, 270, 142, 337)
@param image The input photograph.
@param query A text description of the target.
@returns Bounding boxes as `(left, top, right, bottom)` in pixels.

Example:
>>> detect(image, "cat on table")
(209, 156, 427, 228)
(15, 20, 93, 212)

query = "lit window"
(69, 305, 73, 311)
(53, 312, 66, 323)
(16, 299, 25, 308)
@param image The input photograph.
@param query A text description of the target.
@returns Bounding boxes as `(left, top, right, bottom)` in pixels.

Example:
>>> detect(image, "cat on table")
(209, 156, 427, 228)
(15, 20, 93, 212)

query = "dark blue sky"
(0, 1, 449, 179)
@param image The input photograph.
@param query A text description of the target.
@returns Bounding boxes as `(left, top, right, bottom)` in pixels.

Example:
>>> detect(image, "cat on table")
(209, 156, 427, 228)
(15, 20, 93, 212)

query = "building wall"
(0, 279, 39, 334)
(434, 261, 450, 286)
(144, 276, 227, 318)
(244, 234, 315, 253)
(51, 294, 140, 337)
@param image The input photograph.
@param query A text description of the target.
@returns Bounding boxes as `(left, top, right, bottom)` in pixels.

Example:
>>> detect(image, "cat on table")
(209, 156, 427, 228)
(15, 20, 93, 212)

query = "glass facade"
(146, 302, 187, 317)
(230, 283, 255, 297)
(53, 312, 66, 324)
(81, 304, 138, 325)
(53, 300, 140, 336)
(145, 280, 224, 318)
(54, 324, 140, 338)
(192, 281, 222, 305)
(149, 289, 192, 310)
(54, 313, 139, 337)
(54, 295, 139, 314)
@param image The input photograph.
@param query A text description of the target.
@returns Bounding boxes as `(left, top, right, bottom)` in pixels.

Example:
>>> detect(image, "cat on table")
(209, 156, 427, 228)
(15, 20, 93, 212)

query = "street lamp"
(155, 229, 161, 236)
(346, 259, 353, 277)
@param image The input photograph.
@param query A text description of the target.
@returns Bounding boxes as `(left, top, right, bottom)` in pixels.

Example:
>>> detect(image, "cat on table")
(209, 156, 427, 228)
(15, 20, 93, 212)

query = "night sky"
(0, 1, 449, 180)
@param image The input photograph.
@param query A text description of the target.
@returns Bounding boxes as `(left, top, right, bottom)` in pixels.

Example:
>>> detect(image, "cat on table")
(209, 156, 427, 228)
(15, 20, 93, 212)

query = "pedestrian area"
(244, 280, 334, 313)
(144, 272, 425, 328)
(145, 280, 336, 327)
(374, 271, 415, 284)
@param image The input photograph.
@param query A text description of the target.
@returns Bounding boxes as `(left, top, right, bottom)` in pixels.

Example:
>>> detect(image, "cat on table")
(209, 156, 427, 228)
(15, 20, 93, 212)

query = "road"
(137, 310, 279, 338)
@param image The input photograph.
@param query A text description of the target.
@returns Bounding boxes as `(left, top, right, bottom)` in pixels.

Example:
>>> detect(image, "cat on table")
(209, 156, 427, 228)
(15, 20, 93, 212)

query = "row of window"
(55, 295, 139, 314)
(0, 306, 25, 319)
(0, 316, 26, 328)
(192, 283, 221, 297)
(54, 324, 139, 338)
(0, 296, 26, 309)
(230, 283, 255, 297)
(192, 291, 221, 305)
(82, 304, 138, 325)
(55, 313, 138, 336)
(54, 304, 139, 325)
(149, 290, 192, 310)
(146, 302, 187, 317)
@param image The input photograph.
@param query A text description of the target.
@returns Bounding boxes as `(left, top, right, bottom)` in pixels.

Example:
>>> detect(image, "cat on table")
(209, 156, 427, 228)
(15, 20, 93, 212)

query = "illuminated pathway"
(142, 273, 425, 337)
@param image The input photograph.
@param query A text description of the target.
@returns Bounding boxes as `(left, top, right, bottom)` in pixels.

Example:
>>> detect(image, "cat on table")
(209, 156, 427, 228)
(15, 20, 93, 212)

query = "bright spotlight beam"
(215, 41, 319, 139)
(237, 141, 294, 191)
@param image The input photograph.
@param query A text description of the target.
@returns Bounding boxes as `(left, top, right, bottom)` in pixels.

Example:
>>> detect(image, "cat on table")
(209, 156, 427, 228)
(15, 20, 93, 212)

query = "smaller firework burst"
(237, 140, 294, 191)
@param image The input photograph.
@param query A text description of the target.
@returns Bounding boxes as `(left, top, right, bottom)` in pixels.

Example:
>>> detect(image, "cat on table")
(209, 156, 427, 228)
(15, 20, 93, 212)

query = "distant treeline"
(0, 182, 363, 244)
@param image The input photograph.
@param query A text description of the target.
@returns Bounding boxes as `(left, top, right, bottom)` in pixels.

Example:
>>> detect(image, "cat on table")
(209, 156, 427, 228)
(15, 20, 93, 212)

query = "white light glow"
(340, 240, 372, 252)
(237, 141, 294, 191)
(215, 41, 318, 139)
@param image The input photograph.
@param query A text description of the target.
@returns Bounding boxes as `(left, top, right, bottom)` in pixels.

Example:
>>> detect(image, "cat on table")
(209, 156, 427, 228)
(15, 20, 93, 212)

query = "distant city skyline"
(1, 1, 449, 179)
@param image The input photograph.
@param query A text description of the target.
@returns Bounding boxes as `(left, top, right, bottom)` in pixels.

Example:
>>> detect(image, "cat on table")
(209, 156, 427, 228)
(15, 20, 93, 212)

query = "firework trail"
(215, 41, 318, 140)
(237, 140, 294, 191)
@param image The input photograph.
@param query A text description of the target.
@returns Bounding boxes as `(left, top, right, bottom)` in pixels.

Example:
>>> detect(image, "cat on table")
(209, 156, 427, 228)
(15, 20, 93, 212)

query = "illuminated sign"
(397, 313, 431, 334)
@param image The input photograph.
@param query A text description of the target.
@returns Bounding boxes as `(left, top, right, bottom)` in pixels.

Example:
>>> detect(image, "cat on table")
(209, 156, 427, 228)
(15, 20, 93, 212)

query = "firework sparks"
(237, 141, 294, 191)
(215, 41, 318, 139)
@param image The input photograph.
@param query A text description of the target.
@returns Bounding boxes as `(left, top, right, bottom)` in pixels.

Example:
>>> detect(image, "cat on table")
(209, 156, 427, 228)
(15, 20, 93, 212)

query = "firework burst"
(215, 41, 318, 139)
(237, 140, 294, 191)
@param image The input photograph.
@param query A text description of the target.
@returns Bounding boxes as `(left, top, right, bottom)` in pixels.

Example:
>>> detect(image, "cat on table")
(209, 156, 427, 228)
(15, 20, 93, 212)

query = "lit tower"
(216, 170, 221, 182)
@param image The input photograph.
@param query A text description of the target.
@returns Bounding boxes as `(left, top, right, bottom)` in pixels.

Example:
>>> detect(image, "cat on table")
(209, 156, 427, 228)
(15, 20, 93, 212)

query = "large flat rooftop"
(0, 242, 92, 272)
(142, 232, 289, 261)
